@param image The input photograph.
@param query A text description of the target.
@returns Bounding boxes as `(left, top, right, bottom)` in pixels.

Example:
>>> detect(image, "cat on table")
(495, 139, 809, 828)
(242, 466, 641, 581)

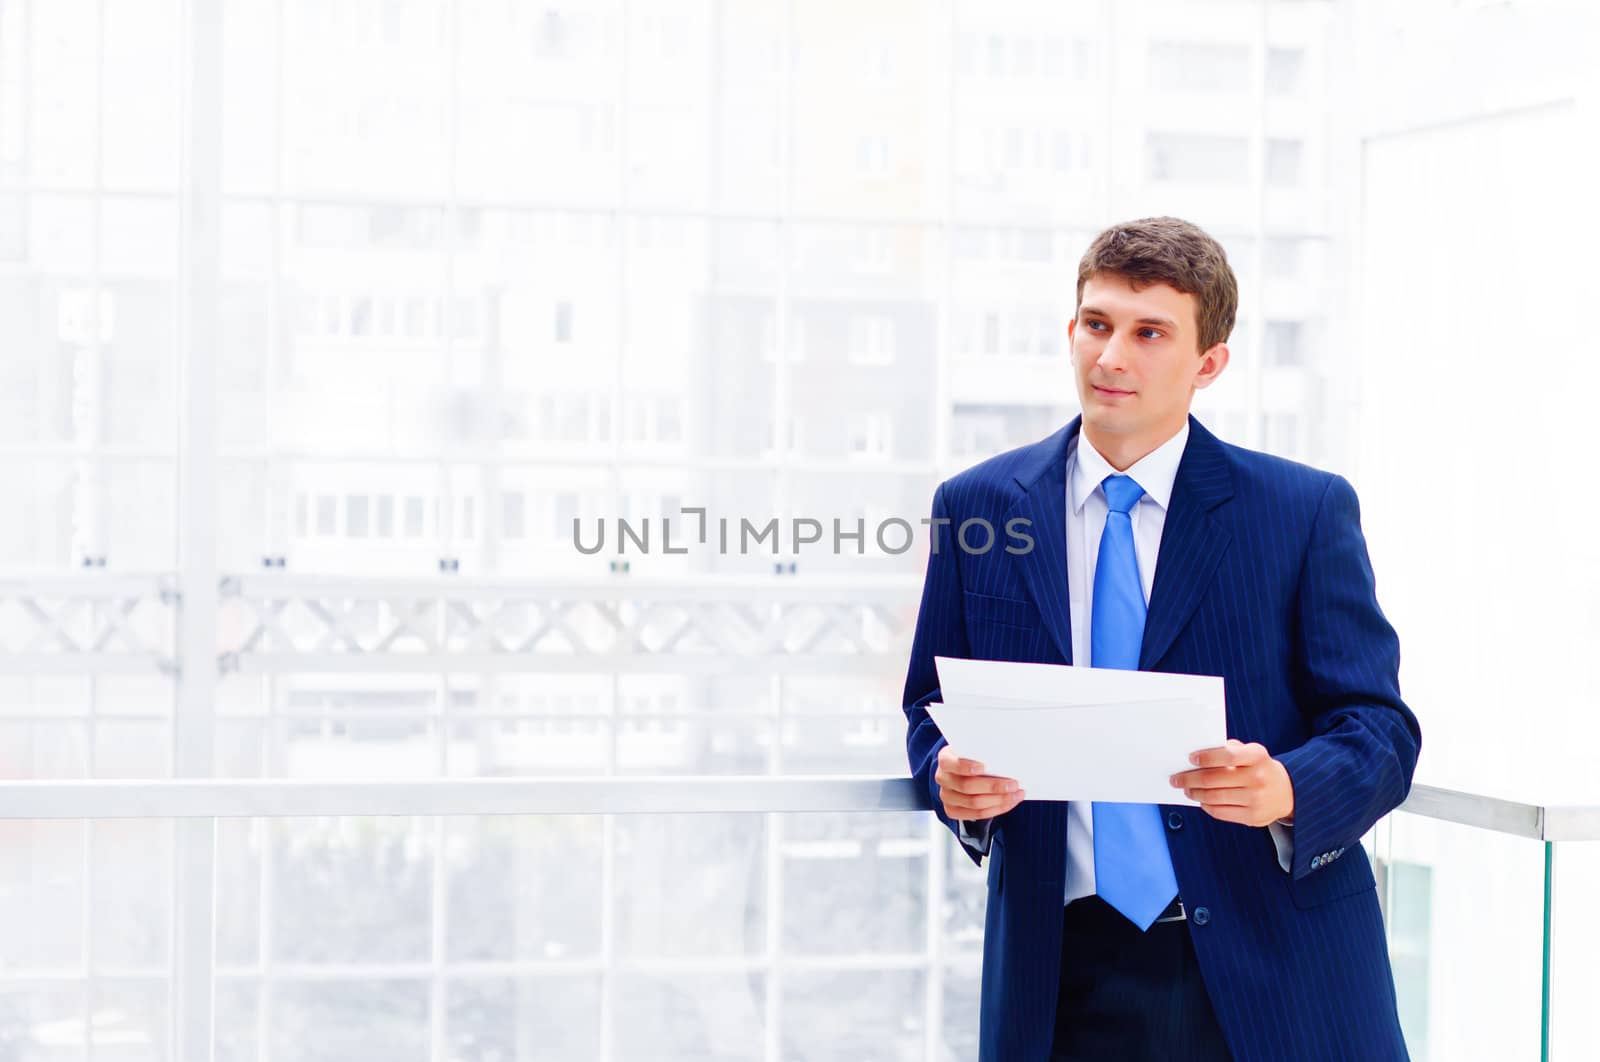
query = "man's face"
(1068, 272, 1228, 445)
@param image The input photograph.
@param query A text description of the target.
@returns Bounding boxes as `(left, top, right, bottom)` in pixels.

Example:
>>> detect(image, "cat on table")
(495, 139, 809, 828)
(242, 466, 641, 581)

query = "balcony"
(2, 772, 1596, 1059)
(2, 572, 1597, 1058)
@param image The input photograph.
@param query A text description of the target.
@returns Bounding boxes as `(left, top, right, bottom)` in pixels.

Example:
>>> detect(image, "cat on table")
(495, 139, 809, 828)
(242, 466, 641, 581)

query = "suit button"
(1192, 907, 1211, 926)
(1167, 811, 1184, 830)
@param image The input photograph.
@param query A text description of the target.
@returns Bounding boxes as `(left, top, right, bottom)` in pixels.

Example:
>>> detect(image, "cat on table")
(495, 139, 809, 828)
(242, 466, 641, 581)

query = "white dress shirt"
(959, 421, 1293, 901)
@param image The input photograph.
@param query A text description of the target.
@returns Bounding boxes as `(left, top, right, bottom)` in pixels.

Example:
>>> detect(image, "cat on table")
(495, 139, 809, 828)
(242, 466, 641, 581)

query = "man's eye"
(1085, 320, 1107, 331)
(1139, 328, 1162, 340)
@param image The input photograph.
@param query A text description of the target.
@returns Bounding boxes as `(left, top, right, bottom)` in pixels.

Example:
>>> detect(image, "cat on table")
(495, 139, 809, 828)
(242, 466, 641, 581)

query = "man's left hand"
(1170, 739, 1295, 827)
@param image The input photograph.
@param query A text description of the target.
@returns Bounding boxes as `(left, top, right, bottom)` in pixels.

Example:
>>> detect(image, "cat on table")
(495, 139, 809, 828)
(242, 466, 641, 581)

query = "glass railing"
(0, 777, 1594, 1060)
(1370, 783, 1600, 1062)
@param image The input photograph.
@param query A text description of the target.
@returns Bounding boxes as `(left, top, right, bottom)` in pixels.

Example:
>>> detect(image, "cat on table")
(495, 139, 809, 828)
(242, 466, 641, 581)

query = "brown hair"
(1075, 216, 1239, 352)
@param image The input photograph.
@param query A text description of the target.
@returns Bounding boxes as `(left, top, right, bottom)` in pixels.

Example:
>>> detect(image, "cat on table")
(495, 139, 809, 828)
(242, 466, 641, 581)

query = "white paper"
(935, 655, 1224, 710)
(929, 657, 1227, 804)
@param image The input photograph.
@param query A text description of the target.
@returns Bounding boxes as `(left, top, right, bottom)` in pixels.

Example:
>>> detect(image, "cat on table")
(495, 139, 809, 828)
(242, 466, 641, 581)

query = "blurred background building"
(0, 0, 1595, 1059)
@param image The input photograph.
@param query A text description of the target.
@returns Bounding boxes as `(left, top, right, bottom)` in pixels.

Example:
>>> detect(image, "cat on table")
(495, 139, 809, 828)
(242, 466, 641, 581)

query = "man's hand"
(1170, 739, 1295, 827)
(935, 745, 1025, 822)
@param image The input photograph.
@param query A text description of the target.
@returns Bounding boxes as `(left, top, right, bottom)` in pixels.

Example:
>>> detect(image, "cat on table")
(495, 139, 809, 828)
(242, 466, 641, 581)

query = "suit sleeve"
(902, 482, 991, 866)
(1276, 474, 1421, 880)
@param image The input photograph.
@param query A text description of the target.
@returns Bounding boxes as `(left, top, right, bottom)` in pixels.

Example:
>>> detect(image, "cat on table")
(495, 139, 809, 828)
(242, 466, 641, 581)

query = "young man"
(902, 217, 1419, 1061)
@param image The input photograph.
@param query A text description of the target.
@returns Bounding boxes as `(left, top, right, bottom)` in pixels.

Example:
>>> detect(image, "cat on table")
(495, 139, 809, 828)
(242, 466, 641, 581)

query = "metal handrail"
(0, 777, 1594, 839)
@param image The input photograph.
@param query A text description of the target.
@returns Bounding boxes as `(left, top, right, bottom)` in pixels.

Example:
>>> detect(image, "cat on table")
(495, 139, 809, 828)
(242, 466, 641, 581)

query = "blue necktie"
(1090, 474, 1179, 930)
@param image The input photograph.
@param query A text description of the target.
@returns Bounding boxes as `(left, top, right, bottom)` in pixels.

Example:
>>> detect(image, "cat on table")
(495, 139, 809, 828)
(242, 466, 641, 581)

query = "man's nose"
(1097, 335, 1131, 372)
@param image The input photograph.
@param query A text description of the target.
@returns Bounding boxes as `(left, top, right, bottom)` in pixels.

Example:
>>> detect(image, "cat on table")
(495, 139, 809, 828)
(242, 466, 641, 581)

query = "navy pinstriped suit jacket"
(903, 415, 1420, 1062)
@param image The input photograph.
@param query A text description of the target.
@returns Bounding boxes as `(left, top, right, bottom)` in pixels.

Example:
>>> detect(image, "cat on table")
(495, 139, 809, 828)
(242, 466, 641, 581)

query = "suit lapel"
(1138, 416, 1235, 671)
(1002, 415, 1235, 671)
(1006, 420, 1077, 666)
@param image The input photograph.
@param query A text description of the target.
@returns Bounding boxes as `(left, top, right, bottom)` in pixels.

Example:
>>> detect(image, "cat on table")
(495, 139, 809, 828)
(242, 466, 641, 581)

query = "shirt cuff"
(957, 817, 994, 857)
(1267, 819, 1294, 873)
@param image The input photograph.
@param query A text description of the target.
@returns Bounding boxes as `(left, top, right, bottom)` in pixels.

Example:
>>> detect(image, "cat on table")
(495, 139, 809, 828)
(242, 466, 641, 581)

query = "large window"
(14, 0, 1592, 1058)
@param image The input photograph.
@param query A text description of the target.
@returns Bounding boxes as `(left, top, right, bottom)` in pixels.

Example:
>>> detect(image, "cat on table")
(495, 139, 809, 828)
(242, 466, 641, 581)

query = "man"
(902, 217, 1420, 1061)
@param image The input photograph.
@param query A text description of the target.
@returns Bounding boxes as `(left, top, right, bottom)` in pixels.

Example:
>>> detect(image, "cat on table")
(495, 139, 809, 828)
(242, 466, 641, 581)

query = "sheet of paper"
(928, 656, 1227, 804)
(927, 699, 1220, 804)
(935, 655, 1224, 709)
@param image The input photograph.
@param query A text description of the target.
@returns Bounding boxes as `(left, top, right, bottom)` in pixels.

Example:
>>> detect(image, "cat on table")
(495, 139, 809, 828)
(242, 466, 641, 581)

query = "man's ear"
(1193, 342, 1230, 390)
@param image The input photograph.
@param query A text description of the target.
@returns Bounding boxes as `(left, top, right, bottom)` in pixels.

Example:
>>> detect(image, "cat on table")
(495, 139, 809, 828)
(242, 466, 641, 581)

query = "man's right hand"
(935, 745, 1025, 821)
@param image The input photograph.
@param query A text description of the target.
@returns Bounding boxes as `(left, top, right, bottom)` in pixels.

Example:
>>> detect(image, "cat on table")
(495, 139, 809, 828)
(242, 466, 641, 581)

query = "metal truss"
(218, 573, 922, 674)
(0, 573, 921, 676)
(0, 574, 179, 675)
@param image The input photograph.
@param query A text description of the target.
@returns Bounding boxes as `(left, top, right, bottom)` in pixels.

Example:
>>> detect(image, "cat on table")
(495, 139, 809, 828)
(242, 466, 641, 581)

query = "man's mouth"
(1092, 384, 1134, 397)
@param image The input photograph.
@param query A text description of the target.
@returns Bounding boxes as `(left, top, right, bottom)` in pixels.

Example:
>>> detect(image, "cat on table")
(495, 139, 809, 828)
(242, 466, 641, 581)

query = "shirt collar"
(1070, 420, 1191, 515)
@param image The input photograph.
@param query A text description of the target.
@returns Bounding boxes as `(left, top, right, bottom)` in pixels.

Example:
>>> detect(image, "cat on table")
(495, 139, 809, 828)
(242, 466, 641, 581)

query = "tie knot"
(1102, 474, 1145, 515)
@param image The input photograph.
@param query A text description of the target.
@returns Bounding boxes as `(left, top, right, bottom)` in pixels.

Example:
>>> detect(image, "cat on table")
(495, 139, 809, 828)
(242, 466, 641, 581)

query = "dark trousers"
(1050, 896, 1234, 1062)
